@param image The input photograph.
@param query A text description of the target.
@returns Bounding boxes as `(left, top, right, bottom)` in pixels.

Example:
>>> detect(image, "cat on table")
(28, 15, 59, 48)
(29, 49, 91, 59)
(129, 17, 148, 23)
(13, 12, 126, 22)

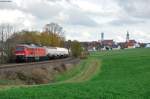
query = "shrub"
(80, 51, 89, 59)
(4, 71, 18, 80)
(16, 71, 33, 84)
(31, 68, 53, 84)
(16, 68, 54, 84)
(71, 41, 82, 58)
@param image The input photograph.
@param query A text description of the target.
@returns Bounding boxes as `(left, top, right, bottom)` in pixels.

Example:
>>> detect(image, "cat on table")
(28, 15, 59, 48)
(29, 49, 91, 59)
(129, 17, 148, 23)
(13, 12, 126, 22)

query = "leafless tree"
(43, 22, 65, 47)
(44, 22, 64, 35)
(0, 24, 14, 64)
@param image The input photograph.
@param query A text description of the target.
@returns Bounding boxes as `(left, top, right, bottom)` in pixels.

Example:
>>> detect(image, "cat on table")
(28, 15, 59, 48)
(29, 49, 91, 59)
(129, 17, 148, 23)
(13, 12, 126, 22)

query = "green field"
(0, 48, 150, 99)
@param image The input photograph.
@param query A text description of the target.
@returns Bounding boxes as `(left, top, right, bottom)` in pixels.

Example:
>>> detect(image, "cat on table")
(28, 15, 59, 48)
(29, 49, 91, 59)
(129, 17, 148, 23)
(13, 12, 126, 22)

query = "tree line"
(0, 22, 83, 64)
(0, 23, 66, 64)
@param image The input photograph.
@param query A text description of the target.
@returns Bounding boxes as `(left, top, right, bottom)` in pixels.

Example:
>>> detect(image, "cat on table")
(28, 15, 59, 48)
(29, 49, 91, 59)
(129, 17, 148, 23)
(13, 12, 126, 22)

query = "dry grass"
(31, 68, 53, 84)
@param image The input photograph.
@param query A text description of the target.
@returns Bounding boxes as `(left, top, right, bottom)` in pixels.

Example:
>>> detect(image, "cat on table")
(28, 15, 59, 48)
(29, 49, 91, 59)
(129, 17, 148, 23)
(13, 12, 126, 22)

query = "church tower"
(126, 31, 130, 42)
(101, 32, 104, 42)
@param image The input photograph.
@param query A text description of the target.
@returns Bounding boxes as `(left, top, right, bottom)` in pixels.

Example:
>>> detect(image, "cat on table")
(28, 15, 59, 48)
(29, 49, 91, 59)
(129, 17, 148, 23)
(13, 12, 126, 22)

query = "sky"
(0, 0, 150, 43)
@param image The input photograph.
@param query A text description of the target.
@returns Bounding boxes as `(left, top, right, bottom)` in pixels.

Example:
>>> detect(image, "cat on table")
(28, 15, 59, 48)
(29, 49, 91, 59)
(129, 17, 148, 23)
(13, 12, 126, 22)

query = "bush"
(16, 71, 33, 84)
(3, 71, 18, 80)
(71, 41, 82, 58)
(16, 68, 53, 84)
(31, 68, 53, 84)
(80, 51, 89, 59)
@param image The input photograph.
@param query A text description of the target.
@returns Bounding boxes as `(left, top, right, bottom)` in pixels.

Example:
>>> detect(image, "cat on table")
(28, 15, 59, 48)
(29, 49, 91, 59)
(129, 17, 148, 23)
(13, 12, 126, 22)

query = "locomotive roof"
(16, 44, 43, 48)
(16, 44, 68, 49)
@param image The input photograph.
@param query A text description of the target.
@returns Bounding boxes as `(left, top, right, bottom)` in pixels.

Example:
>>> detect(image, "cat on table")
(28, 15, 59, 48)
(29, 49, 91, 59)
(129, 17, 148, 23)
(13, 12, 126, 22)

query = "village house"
(88, 41, 100, 51)
(100, 40, 117, 50)
(125, 40, 140, 48)
(101, 40, 114, 47)
(145, 43, 150, 48)
(80, 41, 99, 52)
(139, 43, 147, 48)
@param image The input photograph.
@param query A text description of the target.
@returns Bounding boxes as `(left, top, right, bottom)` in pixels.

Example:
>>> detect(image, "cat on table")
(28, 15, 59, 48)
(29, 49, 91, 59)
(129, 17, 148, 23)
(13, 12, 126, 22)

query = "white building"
(145, 44, 150, 48)
(134, 43, 140, 48)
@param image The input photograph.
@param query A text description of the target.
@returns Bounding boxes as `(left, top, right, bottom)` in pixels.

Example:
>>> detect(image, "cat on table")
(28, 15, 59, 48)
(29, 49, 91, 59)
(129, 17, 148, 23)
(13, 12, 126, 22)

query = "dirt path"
(64, 60, 100, 83)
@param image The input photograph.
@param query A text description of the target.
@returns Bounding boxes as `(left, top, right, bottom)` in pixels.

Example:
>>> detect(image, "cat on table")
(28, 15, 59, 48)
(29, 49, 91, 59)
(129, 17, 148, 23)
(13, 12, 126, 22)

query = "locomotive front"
(15, 45, 27, 62)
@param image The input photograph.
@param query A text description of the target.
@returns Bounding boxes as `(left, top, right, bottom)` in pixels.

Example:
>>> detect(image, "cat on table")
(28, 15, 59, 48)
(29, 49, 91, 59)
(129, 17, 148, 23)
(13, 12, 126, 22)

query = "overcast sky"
(0, 0, 150, 42)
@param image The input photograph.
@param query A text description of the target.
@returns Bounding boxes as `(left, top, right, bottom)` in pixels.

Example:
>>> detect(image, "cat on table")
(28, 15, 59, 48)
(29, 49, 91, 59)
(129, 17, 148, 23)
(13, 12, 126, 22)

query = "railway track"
(0, 57, 78, 70)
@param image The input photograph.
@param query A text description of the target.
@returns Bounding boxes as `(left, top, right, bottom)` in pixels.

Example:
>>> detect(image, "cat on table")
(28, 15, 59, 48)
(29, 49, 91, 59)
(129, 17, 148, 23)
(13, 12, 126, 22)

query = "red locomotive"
(15, 44, 47, 62)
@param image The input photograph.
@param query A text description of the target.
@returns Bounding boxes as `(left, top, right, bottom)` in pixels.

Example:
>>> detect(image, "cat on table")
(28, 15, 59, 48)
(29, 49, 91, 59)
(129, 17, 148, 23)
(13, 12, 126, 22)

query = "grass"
(0, 80, 14, 85)
(64, 59, 100, 83)
(54, 59, 88, 82)
(0, 79, 23, 85)
(55, 58, 100, 83)
(0, 48, 150, 99)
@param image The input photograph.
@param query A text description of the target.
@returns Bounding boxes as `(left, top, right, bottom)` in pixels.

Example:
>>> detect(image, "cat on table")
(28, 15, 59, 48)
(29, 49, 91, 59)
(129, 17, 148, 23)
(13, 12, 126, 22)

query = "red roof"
(128, 40, 136, 43)
(126, 40, 137, 46)
(101, 40, 114, 46)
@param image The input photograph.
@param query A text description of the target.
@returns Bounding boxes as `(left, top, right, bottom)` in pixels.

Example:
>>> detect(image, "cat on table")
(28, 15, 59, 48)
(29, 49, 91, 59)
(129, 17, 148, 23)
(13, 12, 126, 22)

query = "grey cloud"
(0, 0, 65, 20)
(0, 0, 98, 27)
(47, 0, 70, 2)
(117, 0, 150, 19)
(0, 0, 18, 9)
(110, 0, 149, 26)
(110, 18, 145, 26)
(22, 2, 63, 20)
(64, 8, 99, 27)
(68, 14, 98, 27)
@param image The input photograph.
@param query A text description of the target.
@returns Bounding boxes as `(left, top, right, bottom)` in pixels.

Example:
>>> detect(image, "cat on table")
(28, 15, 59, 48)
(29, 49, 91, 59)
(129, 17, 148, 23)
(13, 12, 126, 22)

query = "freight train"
(15, 44, 69, 62)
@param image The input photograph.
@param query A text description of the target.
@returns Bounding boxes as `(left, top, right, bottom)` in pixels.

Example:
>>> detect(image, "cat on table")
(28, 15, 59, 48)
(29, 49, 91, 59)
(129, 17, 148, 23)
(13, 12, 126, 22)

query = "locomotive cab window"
(16, 47, 24, 51)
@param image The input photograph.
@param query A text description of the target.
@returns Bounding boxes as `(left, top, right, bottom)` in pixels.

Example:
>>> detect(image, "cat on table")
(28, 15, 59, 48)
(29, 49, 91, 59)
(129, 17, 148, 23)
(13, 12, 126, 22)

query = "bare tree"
(43, 22, 65, 47)
(0, 25, 4, 64)
(44, 22, 64, 35)
(0, 24, 14, 64)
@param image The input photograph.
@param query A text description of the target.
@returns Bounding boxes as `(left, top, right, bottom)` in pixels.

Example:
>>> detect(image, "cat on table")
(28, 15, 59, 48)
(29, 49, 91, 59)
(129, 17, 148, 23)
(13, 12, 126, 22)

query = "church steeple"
(126, 31, 129, 42)
(101, 32, 104, 42)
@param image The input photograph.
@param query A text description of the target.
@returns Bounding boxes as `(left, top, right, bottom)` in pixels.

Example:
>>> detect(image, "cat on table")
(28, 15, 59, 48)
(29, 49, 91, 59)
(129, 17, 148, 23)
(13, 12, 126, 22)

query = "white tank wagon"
(56, 47, 69, 58)
(46, 47, 69, 59)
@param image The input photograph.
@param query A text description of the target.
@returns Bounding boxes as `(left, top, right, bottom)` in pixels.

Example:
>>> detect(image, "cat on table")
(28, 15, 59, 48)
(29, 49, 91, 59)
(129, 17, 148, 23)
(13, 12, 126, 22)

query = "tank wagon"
(46, 47, 69, 59)
(15, 44, 69, 62)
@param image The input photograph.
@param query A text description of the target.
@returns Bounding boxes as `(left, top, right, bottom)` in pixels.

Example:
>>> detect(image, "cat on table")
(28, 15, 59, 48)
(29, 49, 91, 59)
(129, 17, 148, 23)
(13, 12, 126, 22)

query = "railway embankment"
(0, 58, 80, 85)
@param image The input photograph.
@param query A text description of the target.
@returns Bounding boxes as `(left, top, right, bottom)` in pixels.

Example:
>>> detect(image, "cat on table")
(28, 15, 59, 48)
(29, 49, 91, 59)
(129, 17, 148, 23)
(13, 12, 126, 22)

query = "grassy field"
(0, 48, 150, 99)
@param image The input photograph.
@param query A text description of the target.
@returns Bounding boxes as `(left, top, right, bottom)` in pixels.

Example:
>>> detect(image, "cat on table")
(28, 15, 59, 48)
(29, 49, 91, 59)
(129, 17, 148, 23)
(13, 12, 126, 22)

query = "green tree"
(71, 40, 82, 58)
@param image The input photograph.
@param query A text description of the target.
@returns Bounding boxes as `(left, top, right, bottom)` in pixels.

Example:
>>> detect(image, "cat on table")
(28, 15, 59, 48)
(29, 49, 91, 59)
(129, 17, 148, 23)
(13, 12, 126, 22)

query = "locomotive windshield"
(16, 47, 24, 51)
